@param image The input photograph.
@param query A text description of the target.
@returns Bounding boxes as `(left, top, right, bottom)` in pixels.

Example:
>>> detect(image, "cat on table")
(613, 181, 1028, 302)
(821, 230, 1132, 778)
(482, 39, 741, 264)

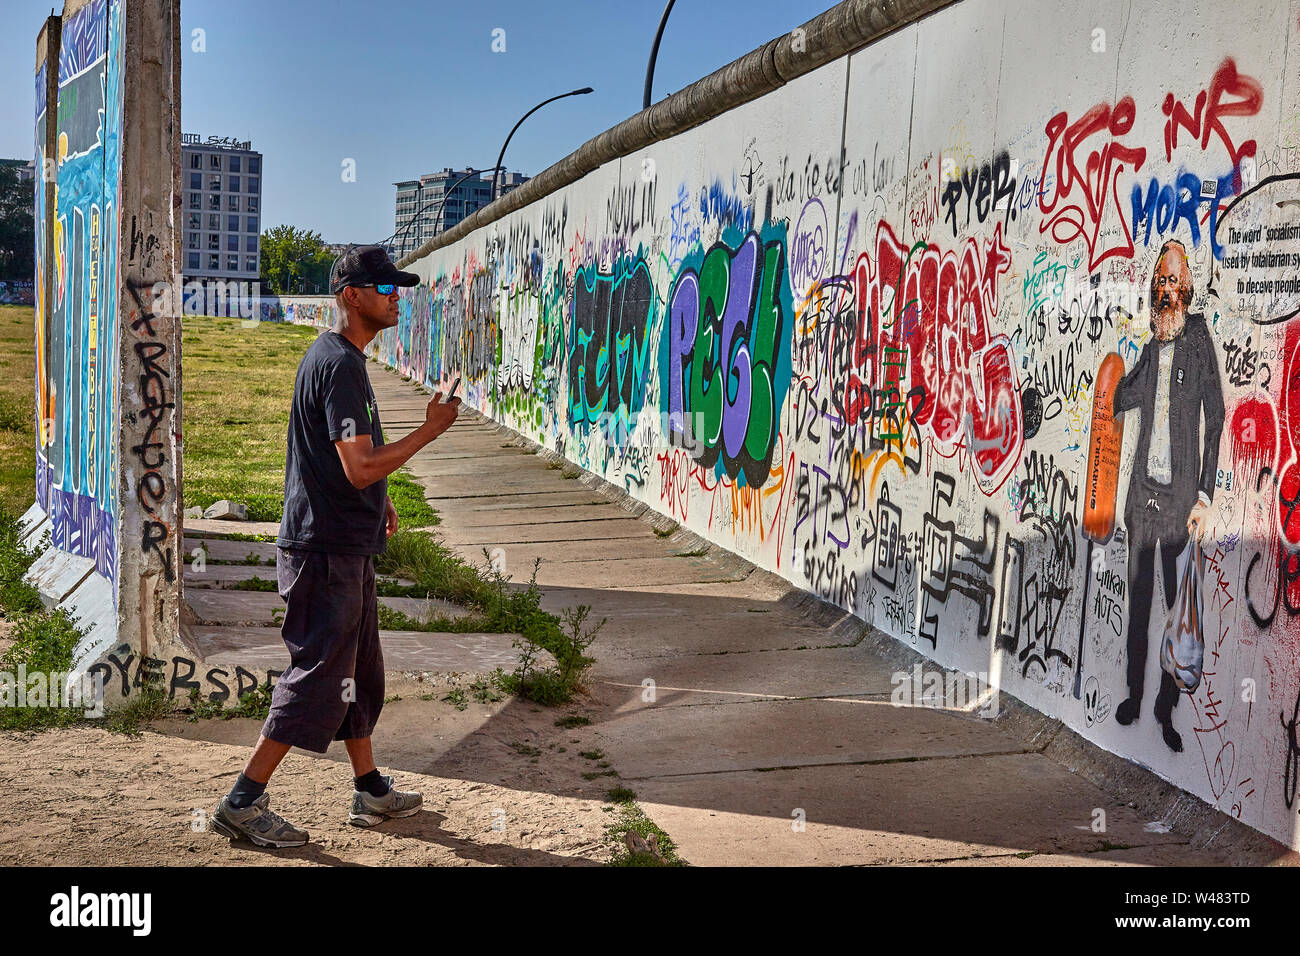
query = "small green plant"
(98, 679, 174, 735)
(555, 714, 590, 729)
(579, 749, 604, 761)
(229, 576, 278, 592)
(444, 687, 468, 710)
(470, 673, 503, 704)
(602, 793, 685, 867)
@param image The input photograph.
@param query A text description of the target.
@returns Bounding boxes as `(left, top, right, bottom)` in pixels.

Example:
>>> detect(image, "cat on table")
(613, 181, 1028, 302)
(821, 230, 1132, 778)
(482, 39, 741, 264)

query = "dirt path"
(0, 674, 618, 866)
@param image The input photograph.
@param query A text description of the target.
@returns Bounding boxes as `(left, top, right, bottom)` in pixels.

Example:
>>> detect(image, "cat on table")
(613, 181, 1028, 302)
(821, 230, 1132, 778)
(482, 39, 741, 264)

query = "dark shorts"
(262, 547, 384, 753)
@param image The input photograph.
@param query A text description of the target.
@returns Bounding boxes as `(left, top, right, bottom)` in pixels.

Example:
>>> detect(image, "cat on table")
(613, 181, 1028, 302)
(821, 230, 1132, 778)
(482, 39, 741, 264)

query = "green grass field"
(182, 316, 322, 521)
(0, 308, 433, 524)
(0, 306, 36, 516)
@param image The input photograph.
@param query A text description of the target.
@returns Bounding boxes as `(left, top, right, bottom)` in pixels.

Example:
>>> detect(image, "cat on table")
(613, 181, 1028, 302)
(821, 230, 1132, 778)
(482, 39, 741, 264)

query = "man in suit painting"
(1111, 239, 1225, 753)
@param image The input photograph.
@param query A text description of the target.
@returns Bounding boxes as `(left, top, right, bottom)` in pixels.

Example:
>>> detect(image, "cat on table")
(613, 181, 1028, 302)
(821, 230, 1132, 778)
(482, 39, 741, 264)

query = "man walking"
(1111, 239, 1224, 753)
(210, 245, 460, 847)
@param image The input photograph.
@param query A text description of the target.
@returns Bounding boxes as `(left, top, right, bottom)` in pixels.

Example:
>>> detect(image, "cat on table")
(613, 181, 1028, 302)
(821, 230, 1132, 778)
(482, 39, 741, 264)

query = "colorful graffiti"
(662, 229, 792, 487)
(304, 8, 1300, 853)
(35, 0, 122, 587)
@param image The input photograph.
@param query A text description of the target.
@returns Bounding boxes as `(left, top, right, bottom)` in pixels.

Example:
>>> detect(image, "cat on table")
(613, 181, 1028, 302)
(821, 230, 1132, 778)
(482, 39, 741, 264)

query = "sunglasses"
(354, 283, 397, 295)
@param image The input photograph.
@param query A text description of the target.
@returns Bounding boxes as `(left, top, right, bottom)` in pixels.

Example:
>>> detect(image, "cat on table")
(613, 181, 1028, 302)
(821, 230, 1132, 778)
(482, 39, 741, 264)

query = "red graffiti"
(657, 447, 691, 520)
(1039, 96, 1148, 272)
(1162, 57, 1263, 192)
(1230, 396, 1278, 477)
(1276, 324, 1300, 547)
(843, 219, 1022, 493)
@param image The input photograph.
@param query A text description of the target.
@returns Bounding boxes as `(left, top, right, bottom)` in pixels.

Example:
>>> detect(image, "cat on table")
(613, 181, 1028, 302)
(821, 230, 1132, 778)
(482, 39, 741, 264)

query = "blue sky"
(2, 0, 834, 244)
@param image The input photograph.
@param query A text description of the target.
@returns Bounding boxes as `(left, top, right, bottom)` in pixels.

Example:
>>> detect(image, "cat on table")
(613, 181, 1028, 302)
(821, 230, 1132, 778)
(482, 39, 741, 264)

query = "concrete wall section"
(289, 0, 1300, 849)
(27, 0, 186, 702)
(36, 0, 122, 588)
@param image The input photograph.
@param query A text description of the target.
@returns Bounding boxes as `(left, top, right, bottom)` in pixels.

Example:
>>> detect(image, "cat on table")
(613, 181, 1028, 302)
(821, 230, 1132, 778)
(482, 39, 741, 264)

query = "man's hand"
(424, 390, 461, 438)
(333, 391, 463, 490)
(384, 496, 399, 537)
(1187, 500, 1209, 542)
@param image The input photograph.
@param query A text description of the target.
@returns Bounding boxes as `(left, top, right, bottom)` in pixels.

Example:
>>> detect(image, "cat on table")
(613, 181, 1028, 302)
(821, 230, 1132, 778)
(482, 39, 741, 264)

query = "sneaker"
(349, 775, 423, 828)
(210, 793, 309, 848)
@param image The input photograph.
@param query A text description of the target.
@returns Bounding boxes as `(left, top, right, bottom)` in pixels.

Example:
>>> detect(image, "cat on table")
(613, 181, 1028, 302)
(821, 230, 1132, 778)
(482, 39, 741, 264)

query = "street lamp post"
(643, 0, 677, 110)
(493, 88, 594, 200)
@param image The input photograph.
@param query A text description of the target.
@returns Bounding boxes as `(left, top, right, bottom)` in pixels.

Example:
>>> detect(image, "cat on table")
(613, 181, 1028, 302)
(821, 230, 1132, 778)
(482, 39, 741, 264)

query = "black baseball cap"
(329, 244, 420, 294)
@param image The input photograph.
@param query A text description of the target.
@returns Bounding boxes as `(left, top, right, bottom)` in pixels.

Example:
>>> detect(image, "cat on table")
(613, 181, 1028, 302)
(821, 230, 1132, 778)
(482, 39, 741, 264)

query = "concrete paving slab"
(438, 518, 656, 546)
(184, 537, 278, 563)
(406, 457, 558, 477)
(185, 519, 280, 538)
(628, 754, 1186, 865)
(429, 491, 609, 511)
(416, 477, 577, 498)
(529, 585, 844, 658)
(593, 696, 1026, 779)
(443, 537, 675, 569)
(590, 646, 902, 706)
(182, 564, 280, 588)
(183, 588, 471, 626)
(436, 505, 632, 528)
(191, 626, 524, 672)
(525, 555, 752, 588)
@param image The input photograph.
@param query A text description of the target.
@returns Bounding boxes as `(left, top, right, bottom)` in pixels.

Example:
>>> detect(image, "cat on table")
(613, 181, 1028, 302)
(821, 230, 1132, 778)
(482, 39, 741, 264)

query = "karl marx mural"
(1110, 239, 1225, 753)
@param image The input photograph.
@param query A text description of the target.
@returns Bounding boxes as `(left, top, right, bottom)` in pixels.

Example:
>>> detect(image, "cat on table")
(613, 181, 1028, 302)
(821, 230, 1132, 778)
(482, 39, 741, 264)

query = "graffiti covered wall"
(340, 0, 1300, 847)
(35, 0, 124, 589)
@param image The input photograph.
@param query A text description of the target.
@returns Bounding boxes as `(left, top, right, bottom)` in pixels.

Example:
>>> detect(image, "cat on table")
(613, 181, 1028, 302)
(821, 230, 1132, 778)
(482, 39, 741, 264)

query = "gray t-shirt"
(277, 330, 387, 554)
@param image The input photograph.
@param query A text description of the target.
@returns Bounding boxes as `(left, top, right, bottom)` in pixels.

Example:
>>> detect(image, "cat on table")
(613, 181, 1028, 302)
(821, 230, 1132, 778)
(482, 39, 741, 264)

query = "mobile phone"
(445, 377, 461, 400)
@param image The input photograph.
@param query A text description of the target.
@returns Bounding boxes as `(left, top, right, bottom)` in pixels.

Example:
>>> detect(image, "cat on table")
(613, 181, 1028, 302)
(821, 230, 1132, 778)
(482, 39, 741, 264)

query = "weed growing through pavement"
(602, 788, 685, 867)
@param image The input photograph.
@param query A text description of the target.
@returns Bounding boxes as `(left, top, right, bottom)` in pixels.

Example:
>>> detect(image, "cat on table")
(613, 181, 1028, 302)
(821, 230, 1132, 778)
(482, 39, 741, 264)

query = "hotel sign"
(181, 133, 252, 150)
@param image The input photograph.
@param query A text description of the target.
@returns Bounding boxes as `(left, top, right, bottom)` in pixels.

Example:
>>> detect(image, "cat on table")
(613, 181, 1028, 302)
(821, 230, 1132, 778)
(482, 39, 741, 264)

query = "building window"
(245, 235, 257, 252)
(247, 197, 258, 212)
(187, 252, 200, 270)
(245, 256, 257, 273)
(188, 192, 200, 209)
(208, 233, 220, 250)
(227, 235, 239, 252)
(227, 214, 239, 232)
(208, 253, 219, 269)
(246, 216, 257, 233)
(189, 153, 201, 169)
(227, 195, 239, 211)
(227, 255, 238, 272)
(189, 172, 201, 189)
(248, 177, 259, 193)
(230, 156, 241, 173)
(209, 154, 220, 169)
(188, 212, 200, 230)
(208, 213, 219, 231)
(187, 233, 198, 249)
(208, 194, 220, 210)
(248, 157, 259, 174)
(208, 174, 221, 191)
(229, 176, 240, 192)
